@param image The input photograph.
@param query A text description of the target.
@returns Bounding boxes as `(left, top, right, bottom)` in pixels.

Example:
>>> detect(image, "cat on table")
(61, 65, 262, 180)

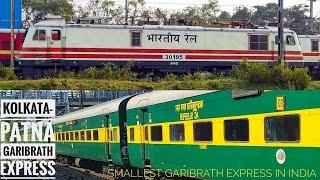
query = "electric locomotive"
(54, 90, 320, 179)
(16, 16, 320, 78)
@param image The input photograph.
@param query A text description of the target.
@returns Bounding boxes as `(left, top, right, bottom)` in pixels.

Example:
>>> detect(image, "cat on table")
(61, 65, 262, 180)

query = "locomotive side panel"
(298, 35, 320, 65)
(17, 19, 305, 78)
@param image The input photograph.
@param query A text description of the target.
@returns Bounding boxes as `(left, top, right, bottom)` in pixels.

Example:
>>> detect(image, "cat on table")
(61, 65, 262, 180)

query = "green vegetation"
(0, 62, 317, 90)
(233, 61, 311, 90)
(0, 65, 17, 81)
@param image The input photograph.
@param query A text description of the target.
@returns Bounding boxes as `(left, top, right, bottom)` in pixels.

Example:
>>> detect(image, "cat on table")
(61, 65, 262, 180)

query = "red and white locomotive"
(13, 17, 320, 78)
(0, 29, 25, 65)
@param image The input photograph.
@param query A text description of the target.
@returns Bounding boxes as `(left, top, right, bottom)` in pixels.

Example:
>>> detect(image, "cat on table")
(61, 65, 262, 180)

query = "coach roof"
(126, 90, 216, 110)
(54, 96, 132, 124)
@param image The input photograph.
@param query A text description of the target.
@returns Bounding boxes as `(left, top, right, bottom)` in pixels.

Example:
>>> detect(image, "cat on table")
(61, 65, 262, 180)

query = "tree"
(128, 0, 146, 23)
(218, 11, 231, 20)
(101, 0, 124, 24)
(22, 0, 74, 27)
(252, 3, 278, 25)
(153, 8, 168, 23)
(232, 6, 252, 20)
(200, 0, 219, 26)
(285, 5, 309, 34)
(171, 0, 219, 26)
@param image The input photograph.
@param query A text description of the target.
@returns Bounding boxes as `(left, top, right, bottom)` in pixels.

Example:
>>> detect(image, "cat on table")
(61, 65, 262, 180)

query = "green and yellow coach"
(54, 90, 320, 179)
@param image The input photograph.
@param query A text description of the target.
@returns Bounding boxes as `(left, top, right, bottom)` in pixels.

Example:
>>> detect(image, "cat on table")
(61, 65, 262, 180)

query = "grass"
(0, 78, 318, 90)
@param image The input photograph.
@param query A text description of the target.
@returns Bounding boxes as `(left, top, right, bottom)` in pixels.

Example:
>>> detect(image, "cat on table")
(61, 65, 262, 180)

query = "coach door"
(49, 28, 65, 60)
(104, 114, 110, 158)
(138, 99, 150, 164)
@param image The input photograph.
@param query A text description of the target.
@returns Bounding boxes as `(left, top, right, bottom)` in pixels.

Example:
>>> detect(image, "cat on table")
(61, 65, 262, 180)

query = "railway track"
(56, 162, 111, 180)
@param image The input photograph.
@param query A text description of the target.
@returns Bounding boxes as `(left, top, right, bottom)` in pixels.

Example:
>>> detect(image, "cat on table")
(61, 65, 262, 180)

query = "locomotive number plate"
(163, 54, 185, 61)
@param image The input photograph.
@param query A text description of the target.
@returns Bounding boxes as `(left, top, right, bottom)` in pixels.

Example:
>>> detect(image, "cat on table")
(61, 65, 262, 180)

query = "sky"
(72, 0, 320, 18)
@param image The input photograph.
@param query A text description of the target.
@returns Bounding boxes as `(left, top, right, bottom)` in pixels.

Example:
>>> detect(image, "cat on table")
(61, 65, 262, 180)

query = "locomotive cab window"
(170, 124, 185, 141)
(131, 31, 141, 47)
(311, 40, 319, 52)
(224, 119, 249, 142)
(249, 34, 268, 50)
(193, 122, 212, 142)
(151, 126, 162, 141)
(286, 35, 296, 45)
(33, 29, 46, 41)
(51, 30, 61, 41)
(265, 115, 300, 142)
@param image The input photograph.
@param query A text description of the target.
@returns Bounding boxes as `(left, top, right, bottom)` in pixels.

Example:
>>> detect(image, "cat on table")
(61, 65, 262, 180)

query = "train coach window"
(51, 30, 61, 41)
(109, 130, 113, 141)
(86, 130, 92, 141)
(58, 133, 61, 141)
(33, 29, 46, 41)
(80, 131, 85, 141)
(170, 124, 185, 141)
(113, 129, 118, 141)
(193, 122, 212, 142)
(151, 126, 163, 141)
(93, 130, 99, 141)
(75, 132, 79, 140)
(131, 31, 141, 47)
(145, 126, 149, 141)
(62, 133, 65, 141)
(249, 34, 268, 50)
(66, 132, 69, 141)
(312, 40, 319, 52)
(224, 119, 249, 142)
(130, 128, 135, 141)
(265, 115, 300, 142)
(70, 132, 74, 141)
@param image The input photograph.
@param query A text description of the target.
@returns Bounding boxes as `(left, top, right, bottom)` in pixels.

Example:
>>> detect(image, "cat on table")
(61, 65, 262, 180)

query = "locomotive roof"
(298, 35, 320, 39)
(127, 90, 216, 110)
(0, 29, 25, 33)
(54, 96, 131, 124)
(33, 19, 295, 33)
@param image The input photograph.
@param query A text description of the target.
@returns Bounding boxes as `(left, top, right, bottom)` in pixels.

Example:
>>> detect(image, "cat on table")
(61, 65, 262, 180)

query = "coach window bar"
(224, 119, 249, 142)
(265, 114, 300, 142)
(80, 131, 85, 141)
(70, 132, 74, 141)
(75, 131, 79, 141)
(86, 130, 92, 141)
(130, 128, 135, 142)
(151, 125, 163, 141)
(93, 130, 99, 141)
(193, 122, 213, 142)
(170, 124, 185, 142)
